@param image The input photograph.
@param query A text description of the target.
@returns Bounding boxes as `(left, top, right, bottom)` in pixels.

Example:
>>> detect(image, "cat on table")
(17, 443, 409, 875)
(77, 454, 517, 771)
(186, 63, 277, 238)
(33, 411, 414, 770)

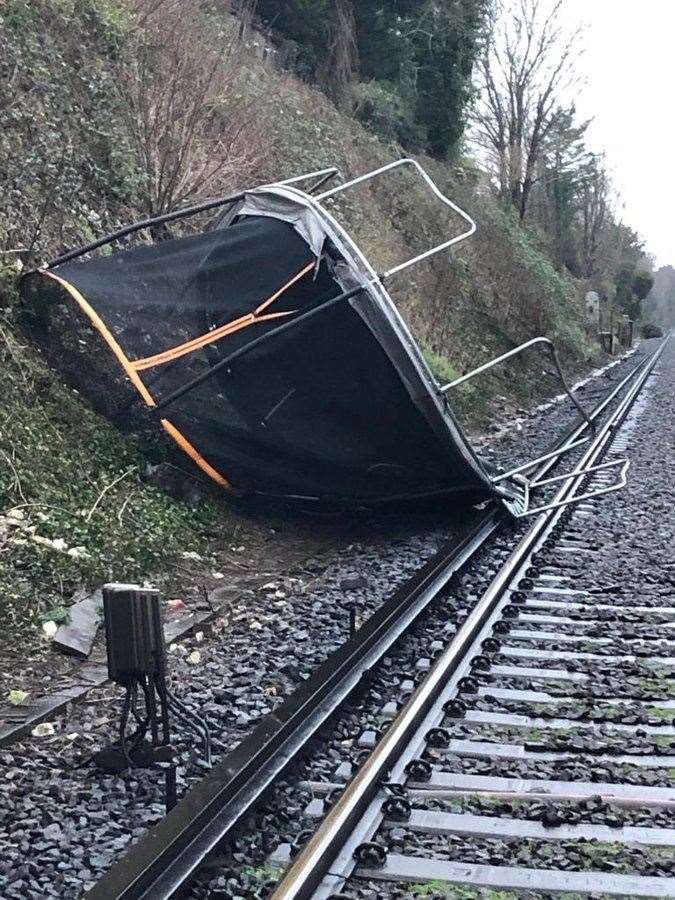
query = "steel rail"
(494, 348, 651, 485)
(85, 344, 657, 900)
(85, 509, 501, 900)
(270, 336, 668, 900)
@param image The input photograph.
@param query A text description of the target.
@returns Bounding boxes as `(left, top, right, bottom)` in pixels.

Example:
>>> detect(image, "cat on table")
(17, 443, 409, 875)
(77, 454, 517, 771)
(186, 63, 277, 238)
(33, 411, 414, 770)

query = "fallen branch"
(0, 448, 27, 504)
(2, 501, 80, 518)
(117, 490, 136, 526)
(85, 469, 135, 523)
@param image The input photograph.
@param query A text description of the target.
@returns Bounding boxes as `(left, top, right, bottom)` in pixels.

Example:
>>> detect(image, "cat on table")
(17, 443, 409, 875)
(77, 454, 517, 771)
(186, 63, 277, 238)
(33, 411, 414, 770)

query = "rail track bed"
(262, 337, 673, 900)
(0, 340, 670, 900)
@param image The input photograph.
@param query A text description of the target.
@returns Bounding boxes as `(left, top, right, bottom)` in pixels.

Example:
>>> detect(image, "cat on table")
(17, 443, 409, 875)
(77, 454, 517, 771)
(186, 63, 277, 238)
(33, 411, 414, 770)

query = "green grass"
(422, 346, 461, 387)
(0, 297, 223, 646)
(243, 864, 283, 882)
(38, 605, 70, 625)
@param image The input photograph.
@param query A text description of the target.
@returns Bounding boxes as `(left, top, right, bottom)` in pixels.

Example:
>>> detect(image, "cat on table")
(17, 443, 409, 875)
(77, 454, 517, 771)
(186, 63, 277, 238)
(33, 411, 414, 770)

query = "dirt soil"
(0, 501, 451, 731)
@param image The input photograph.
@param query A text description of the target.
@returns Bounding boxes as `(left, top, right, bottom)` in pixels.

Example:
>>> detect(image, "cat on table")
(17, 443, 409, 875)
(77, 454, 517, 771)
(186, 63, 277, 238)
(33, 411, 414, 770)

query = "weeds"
(0, 301, 221, 648)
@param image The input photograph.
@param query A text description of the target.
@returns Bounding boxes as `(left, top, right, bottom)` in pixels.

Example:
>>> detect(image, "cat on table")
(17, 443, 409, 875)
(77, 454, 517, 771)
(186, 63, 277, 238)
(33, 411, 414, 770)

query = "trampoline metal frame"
(40, 158, 630, 515)
(46, 167, 341, 269)
(311, 164, 594, 441)
(516, 456, 631, 518)
(315, 157, 477, 278)
(309, 161, 622, 515)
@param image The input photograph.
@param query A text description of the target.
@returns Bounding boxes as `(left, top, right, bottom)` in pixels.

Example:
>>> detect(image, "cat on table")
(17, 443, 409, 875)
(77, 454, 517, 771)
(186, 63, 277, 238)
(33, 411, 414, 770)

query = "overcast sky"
(556, 0, 673, 267)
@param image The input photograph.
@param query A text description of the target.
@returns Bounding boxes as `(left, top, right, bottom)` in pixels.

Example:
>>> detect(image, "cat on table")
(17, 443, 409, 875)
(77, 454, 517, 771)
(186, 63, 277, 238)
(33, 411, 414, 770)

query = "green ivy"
(0, 304, 221, 644)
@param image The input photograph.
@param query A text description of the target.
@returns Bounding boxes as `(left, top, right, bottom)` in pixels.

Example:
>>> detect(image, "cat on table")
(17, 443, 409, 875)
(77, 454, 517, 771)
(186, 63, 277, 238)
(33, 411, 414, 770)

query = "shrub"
(422, 345, 460, 387)
(353, 80, 426, 150)
(118, 0, 268, 216)
(641, 322, 663, 339)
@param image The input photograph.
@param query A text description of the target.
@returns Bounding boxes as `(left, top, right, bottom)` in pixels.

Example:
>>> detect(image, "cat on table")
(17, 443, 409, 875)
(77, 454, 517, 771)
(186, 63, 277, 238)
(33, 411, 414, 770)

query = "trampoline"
(21, 159, 618, 516)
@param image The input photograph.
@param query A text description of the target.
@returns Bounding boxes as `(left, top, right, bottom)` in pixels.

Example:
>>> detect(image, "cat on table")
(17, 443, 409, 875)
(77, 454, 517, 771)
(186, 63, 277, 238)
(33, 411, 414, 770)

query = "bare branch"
(471, 0, 583, 219)
(117, 0, 269, 218)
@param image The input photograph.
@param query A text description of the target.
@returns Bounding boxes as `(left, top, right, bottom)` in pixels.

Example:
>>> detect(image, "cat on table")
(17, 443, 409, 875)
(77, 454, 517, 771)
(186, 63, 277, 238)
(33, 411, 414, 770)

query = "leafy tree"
(353, 80, 425, 148)
(578, 155, 609, 279)
(614, 264, 653, 321)
(354, 0, 420, 83)
(256, 0, 489, 157)
(410, 0, 489, 158)
(633, 271, 654, 302)
(355, 0, 488, 157)
(254, 0, 335, 80)
(529, 108, 591, 273)
(614, 263, 637, 316)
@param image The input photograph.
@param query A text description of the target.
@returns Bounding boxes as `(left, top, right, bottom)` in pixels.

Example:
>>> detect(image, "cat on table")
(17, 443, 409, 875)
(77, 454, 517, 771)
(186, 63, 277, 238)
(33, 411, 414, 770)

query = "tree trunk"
(319, 0, 358, 111)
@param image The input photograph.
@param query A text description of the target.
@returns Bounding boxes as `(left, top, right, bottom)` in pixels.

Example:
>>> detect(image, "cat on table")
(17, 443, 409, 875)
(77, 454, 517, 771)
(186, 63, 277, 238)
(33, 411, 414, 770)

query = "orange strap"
(42, 271, 234, 492)
(44, 270, 156, 407)
(252, 260, 315, 315)
(130, 260, 315, 372)
(161, 419, 233, 489)
(131, 309, 295, 372)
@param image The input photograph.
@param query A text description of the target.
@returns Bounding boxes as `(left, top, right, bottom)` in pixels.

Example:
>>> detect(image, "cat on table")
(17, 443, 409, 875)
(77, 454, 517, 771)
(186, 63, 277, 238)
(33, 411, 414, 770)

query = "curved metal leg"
(515, 457, 630, 518)
(439, 336, 594, 435)
(316, 158, 476, 278)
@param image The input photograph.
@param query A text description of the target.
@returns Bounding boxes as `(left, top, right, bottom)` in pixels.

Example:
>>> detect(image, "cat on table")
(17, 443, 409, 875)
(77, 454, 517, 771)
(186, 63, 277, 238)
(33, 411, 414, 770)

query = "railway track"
(269, 336, 673, 899)
(86, 338, 671, 899)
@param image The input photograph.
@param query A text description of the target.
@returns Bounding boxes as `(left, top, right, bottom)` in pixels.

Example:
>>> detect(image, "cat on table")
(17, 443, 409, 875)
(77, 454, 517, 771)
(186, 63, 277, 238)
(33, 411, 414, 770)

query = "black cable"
(150, 675, 178, 812)
(153, 674, 172, 746)
(166, 688, 212, 765)
(117, 685, 134, 769)
(165, 697, 208, 759)
(170, 691, 211, 761)
(167, 693, 211, 764)
(127, 681, 151, 752)
(141, 675, 160, 746)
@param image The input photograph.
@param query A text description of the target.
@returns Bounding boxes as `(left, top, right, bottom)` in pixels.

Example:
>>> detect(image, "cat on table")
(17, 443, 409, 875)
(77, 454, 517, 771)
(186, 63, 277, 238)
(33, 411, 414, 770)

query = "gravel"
(203, 336, 672, 899)
(0, 339, 667, 899)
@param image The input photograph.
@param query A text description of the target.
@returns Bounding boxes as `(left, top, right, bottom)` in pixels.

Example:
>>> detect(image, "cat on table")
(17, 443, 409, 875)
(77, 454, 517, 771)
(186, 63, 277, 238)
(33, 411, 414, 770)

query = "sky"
(556, 0, 674, 267)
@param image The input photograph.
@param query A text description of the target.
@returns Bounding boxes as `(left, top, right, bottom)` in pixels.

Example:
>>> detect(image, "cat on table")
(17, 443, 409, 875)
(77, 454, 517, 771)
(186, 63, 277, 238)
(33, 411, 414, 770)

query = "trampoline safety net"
(20, 175, 523, 510)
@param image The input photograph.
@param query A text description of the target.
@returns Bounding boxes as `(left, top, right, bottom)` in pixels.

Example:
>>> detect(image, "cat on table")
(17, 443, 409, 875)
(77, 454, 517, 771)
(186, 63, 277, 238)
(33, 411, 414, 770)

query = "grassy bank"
(0, 290, 220, 642)
(0, 0, 603, 640)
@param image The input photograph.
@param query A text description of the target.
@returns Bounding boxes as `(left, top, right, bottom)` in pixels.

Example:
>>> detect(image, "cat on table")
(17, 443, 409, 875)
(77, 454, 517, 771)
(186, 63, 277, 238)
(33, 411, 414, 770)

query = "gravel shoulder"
(0, 340, 663, 899)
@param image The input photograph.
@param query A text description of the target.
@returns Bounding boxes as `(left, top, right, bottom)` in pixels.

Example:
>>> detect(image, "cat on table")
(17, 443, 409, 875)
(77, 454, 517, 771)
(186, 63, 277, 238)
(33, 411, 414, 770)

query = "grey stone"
(340, 574, 368, 591)
(53, 589, 103, 659)
(43, 823, 62, 842)
(303, 798, 324, 818)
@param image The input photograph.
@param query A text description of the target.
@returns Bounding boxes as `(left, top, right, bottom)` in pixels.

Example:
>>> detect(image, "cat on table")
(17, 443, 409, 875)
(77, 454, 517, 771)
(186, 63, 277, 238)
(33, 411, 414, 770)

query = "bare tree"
(119, 0, 267, 217)
(472, 0, 582, 220)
